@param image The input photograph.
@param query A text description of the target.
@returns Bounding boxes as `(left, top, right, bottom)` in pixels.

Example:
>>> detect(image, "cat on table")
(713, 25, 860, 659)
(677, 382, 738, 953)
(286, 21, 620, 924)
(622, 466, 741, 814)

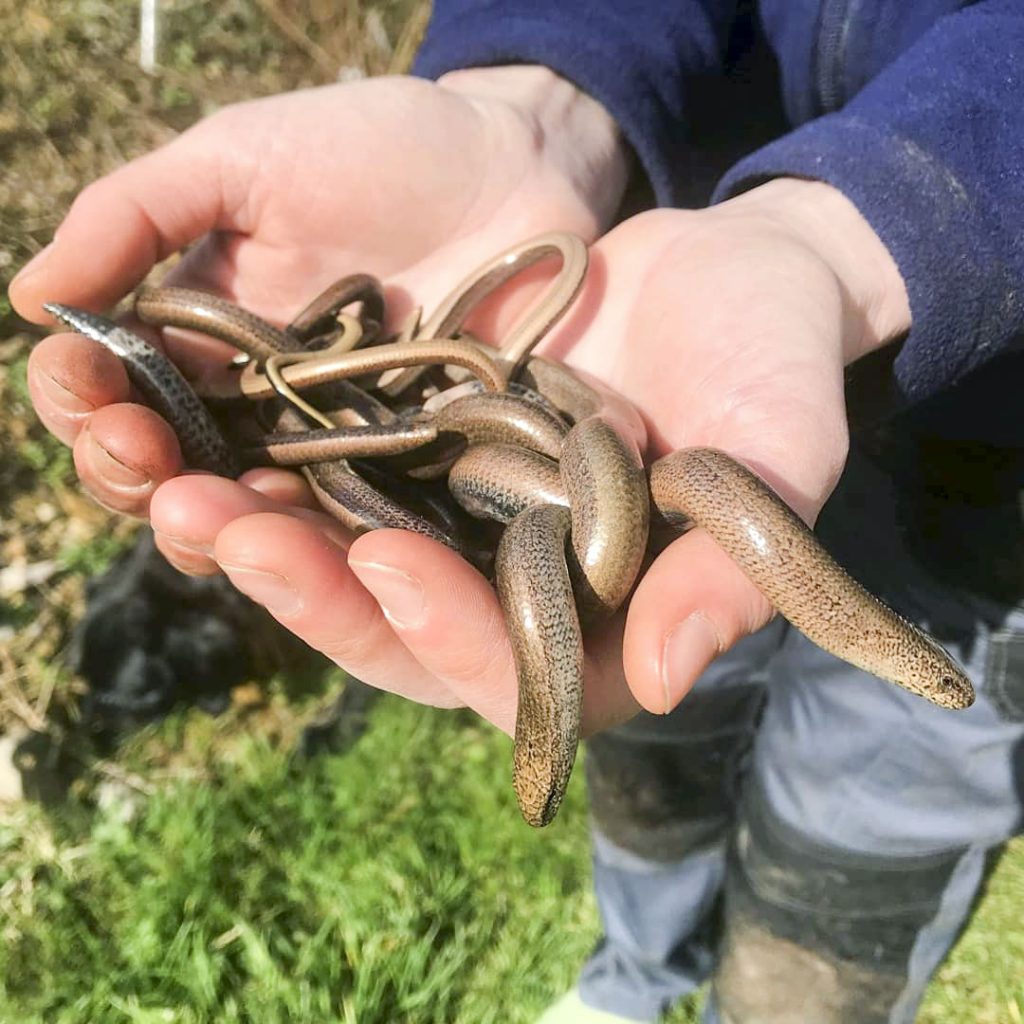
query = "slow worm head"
(649, 447, 975, 710)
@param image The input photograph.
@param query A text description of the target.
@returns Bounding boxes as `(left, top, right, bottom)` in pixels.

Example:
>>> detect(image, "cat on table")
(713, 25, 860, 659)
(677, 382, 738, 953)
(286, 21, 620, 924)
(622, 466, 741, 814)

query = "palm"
(12, 74, 607, 331)
(548, 208, 849, 520)
(417, 206, 853, 730)
(159, 78, 604, 327)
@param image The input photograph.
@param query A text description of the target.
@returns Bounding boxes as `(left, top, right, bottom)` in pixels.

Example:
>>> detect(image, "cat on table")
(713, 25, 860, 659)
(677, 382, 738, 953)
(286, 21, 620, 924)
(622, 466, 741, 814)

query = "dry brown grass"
(0, 0, 428, 743)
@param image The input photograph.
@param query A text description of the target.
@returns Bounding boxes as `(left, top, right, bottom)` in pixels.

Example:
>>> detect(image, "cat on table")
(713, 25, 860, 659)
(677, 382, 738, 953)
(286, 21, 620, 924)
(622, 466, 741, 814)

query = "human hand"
(9, 64, 627, 516)
(206, 177, 906, 733)
(11, 74, 908, 737)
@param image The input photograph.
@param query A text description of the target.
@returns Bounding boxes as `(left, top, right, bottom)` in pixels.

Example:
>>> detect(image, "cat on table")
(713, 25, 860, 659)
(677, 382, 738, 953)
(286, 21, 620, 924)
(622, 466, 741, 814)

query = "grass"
(0, 2, 1021, 1022)
(0, 698, 608, 1024)
(0, 689, 1019, 1023)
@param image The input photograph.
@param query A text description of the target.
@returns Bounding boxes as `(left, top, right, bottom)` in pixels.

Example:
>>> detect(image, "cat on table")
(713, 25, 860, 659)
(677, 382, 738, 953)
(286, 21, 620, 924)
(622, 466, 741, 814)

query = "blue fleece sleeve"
(714, 1, 1024, 404)
(413, 0, 736, 208)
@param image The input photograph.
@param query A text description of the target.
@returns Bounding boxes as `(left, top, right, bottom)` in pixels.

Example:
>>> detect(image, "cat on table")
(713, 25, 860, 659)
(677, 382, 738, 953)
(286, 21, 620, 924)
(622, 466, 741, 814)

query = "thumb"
(9, 118, 247, 321)
(623, 528, 775, 715)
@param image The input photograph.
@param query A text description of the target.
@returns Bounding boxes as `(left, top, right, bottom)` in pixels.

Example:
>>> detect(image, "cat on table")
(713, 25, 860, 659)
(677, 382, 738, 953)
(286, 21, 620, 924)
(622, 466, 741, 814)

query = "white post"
(139, 0, 158, 73)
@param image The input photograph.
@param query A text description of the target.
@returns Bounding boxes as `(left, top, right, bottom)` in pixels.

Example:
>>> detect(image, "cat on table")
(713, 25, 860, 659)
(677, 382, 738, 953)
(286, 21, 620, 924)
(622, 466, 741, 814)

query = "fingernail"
(35, 371, 96, 415)
(152, 530, 214, 558)
(83, 433, 151, 490)
(660, 613, 723, 714)
(349, 560, 425, 629)
(12, 242, 55, 285)
(219, 565, 303, 618)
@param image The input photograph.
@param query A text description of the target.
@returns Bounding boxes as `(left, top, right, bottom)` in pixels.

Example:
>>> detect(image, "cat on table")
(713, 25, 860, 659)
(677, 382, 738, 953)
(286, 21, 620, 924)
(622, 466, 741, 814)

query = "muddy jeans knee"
(710, 783, 993, 1024)
(578, 627, 783, 1021)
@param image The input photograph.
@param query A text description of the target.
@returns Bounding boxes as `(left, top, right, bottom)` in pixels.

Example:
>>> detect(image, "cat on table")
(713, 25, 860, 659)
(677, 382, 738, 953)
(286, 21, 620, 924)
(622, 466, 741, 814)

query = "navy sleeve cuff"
(713, 115, 1021, 405)
(714, 2, 1024, 406)
(413, 5, 726, 208)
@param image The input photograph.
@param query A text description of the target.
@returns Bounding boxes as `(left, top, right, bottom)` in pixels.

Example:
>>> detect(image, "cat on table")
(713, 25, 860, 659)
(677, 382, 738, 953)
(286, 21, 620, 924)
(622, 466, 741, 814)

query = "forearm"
(416, 0, 737, 206)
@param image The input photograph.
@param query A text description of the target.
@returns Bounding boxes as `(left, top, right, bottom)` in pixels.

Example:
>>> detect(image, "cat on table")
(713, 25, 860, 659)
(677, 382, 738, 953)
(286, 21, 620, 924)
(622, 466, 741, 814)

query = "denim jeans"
(577, 441, 1024, 1023)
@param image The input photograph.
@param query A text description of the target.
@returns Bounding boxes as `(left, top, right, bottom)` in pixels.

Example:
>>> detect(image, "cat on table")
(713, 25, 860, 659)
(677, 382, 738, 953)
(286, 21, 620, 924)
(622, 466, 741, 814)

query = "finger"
(348, 531, 642, 738)
(27, 333, 132, 446)
(579, 616, 643, 736)
(72, 404, 184, 517)
(149, 474, 347, 575)
(237, 468, 320, 510)
(213, 514, 462, 708)
(9, 124, 246, 321)
(348, 530, 520, 734)
(623, 530, 774, 715)
(152, 531, 226, 579)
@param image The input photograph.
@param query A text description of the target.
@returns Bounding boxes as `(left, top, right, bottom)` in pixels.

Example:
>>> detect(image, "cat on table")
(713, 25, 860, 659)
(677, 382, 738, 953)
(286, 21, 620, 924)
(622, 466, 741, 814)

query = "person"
(9, 1, 1024, 1021)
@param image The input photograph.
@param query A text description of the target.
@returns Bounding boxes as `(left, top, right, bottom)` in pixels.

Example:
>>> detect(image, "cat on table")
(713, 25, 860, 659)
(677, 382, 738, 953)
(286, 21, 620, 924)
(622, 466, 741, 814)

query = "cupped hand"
(11, 66, 909, 738)
(124, 179, 909, 736)
(10, 65, 626, 513)
(310, 178, 912, 731)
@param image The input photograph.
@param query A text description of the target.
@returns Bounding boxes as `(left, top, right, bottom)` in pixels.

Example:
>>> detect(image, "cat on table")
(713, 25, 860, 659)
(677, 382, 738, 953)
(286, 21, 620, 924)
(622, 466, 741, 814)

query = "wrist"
(725, 178, 911, 365)
(437, 65, 631, 230)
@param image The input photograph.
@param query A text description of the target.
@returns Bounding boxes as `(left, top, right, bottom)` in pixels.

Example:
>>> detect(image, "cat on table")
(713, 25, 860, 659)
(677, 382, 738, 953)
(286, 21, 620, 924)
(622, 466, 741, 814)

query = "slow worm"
(135, 286, 307, 361)
(649, 449, 974, 710)
(43, 303, 240, 478)
(135, 274, 385, 357)
(450, 359, 649, 825)
(378, 231, 588, 395)
(450, 356, 974, 824)
(286, 273, 385, 345)
(42, 231, 976, 833)
(202, 337, 508, 403)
